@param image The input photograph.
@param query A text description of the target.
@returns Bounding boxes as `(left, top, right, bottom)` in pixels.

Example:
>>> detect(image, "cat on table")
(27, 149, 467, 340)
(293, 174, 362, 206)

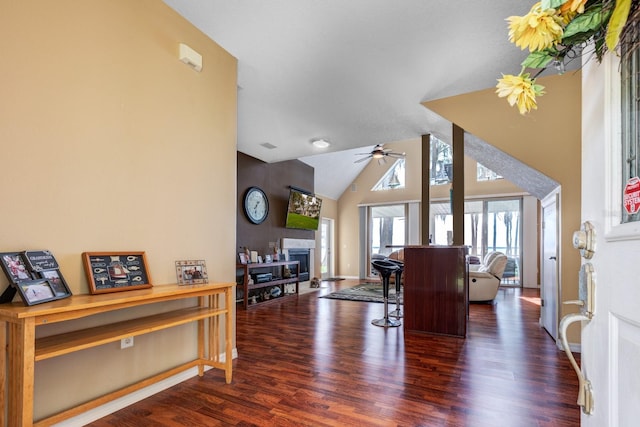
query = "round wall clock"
(243, 186, 269, 224)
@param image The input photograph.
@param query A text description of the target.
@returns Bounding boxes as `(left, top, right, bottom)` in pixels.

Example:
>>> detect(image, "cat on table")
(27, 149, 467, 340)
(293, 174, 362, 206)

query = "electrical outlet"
(120, 336, 134, 349)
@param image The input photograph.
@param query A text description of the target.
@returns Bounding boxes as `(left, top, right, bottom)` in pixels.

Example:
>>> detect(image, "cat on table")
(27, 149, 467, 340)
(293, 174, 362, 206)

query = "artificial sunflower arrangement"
(497, 0, 639, 114)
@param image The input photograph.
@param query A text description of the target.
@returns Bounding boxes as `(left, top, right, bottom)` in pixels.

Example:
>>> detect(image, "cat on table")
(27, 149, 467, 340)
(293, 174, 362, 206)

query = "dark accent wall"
(237, 152, 315, 257)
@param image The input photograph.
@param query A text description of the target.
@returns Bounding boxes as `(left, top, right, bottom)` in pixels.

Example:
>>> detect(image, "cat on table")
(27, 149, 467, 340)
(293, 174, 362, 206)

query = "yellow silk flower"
(507, 2, 564, 52)
(496, 73, 546, 115)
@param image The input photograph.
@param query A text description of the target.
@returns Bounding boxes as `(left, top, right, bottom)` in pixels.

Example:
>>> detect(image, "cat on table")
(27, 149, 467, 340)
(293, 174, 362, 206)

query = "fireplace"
(288, 249, 310, 282)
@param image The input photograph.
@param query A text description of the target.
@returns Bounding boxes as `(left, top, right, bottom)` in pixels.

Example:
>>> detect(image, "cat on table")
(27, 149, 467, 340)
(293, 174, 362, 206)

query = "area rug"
(323, 277, 345, 282)
(320, 282, 403, 304)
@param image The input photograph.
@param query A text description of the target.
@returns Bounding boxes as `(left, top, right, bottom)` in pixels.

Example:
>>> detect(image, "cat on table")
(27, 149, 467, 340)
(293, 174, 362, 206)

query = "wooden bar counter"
(403, 246, 468, 338)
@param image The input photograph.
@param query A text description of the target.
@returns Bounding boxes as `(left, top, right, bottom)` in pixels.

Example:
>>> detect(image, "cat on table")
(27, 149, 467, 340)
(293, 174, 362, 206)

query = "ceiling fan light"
(372, 152, 383, 159)
(311, 138, 331, 148)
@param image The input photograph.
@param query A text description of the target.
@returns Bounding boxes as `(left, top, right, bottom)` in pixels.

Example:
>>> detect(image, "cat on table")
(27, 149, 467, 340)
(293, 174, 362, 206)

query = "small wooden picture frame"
(15, 279, 58, 306)
(175, 260, 208, 285)
(82, 252, 152, 294)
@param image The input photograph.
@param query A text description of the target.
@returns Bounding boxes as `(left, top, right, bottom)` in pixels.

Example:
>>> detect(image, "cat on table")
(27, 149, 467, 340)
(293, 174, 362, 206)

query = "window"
(430, 135, 453, 185)
(369, 204, 406, 268)
(477, 162, 503, 182)
(372, 159, 405, 191)
(430, 197, 522, 285)
(621, 35, 640, 224)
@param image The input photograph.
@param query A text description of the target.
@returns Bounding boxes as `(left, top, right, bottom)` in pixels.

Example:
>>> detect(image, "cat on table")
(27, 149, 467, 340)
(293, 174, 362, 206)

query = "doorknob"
(572, 221, 596, 259)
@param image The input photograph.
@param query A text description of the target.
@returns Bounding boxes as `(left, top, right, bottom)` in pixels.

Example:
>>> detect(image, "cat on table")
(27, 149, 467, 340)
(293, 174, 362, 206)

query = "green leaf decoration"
(521, 51, 555, 69)
(562, 4, 610, 39)
(542, 0, 569, 10)
(606, 0, 632, 51)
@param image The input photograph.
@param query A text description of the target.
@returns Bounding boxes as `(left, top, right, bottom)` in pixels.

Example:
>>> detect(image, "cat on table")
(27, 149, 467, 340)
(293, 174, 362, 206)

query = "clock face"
(243, 187, 269, 224)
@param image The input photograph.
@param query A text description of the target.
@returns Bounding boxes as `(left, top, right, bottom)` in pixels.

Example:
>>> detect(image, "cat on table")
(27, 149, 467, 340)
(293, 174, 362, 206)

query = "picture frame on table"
(15, 279, 58, 306)
(175, 260, 208, 285)
(238, 252, 248, 264)
(82, 251, 152, 294)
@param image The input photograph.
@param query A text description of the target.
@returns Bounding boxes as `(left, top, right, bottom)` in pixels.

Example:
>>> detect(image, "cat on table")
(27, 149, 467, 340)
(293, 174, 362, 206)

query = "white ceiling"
(164, 0, 535, 198)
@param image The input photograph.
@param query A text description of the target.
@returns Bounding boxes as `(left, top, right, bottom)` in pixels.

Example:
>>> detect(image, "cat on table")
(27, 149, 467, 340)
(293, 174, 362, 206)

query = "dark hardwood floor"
(89, 280, 580, 426)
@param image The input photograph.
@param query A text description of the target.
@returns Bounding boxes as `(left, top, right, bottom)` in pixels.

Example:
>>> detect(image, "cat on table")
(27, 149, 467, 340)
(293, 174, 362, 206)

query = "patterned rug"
(320, 282, 403, 304)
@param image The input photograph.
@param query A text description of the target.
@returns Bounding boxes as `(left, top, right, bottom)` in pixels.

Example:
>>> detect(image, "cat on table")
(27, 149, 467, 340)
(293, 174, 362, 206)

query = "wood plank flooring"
(89, 280, 580, 426)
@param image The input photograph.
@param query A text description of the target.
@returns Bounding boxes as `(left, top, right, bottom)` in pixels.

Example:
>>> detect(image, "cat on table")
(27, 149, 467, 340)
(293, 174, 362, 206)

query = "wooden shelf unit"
(236, 260, 300, 309)
(0, 282, 234, 426)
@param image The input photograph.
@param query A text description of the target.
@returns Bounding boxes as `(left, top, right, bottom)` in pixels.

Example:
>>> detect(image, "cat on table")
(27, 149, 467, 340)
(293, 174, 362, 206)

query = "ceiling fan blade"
(377, 157, 387, 165)
(354, 156, 371, 163)
(387, 152, 406, 158)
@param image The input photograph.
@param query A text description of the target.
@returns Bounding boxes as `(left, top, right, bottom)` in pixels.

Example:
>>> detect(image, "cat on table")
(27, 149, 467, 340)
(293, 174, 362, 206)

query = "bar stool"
(370, 260, 401, 327)
(386, 258, 404, 319)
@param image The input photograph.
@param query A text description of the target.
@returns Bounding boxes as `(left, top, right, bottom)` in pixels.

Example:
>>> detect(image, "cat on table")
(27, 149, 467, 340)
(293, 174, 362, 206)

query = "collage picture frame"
(0, 250, 73, 305)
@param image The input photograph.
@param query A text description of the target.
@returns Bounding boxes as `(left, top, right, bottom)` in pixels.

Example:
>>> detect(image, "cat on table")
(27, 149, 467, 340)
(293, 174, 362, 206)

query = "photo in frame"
(238, 252, 248, 264)
(0, 252, 34, 283)
(15, 279, 58, 306)
(175, 260, 208, 285)
(39, 269, 73, 298)
(82, 252, 152, 294)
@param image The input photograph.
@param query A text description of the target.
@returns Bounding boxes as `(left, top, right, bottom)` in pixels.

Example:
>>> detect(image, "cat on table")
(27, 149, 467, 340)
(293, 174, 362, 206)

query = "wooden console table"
(0, 282, 234, 426)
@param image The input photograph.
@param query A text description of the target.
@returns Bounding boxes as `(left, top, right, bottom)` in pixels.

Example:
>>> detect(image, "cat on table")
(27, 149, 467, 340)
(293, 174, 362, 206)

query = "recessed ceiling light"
(311, 138, 330, 148)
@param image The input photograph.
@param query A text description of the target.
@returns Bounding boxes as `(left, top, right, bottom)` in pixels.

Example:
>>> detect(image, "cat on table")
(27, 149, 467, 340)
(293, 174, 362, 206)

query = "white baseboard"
(53, 347, 238, 427)
(556, 339, 581, 353)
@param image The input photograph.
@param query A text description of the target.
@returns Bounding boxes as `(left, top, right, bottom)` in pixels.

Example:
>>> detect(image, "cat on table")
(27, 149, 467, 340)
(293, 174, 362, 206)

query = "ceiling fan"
(355, 144, 406, 164)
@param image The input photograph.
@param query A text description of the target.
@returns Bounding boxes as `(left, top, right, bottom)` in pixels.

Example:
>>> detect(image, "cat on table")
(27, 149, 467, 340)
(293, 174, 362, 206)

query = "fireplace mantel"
(281, 238, 315, 249)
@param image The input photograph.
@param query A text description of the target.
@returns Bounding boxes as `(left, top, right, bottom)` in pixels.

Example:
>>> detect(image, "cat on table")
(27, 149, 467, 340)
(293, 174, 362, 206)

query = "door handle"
(559, 313, 593, 414)
(559, 262, 596, 415)
(549, 256, 557, 260)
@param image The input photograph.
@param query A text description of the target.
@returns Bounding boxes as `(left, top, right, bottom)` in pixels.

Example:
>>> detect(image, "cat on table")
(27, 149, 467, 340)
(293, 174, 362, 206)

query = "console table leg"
(224, 287, 233, 384)
(0, 321, 6, 427)
(8, 318, 35, 426)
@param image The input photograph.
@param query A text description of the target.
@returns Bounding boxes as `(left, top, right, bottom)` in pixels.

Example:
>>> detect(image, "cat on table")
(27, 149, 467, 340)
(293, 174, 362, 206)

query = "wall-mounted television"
(285, 188, 322, 231)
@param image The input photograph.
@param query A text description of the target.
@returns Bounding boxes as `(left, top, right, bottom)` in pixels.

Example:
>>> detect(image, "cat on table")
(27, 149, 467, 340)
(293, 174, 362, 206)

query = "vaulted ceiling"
(164, 0, 559, 199)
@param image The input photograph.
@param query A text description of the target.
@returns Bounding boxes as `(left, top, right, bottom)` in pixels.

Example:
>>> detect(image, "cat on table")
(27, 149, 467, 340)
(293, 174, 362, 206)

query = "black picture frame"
(82, 251, 152, 294)
(15, 279, 59, 306)
(0, 250, 73, 305)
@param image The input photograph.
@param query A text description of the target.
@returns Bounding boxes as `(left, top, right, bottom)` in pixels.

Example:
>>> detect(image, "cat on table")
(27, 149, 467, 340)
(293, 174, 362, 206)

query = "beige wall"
(336, 138, 527, 278)
(425, 72, 582, 341)
(0, 0, 237, 419)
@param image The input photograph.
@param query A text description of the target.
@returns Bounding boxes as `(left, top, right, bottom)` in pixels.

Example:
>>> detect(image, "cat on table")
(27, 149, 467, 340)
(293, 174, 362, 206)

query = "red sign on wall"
(624, 177, 640, 215)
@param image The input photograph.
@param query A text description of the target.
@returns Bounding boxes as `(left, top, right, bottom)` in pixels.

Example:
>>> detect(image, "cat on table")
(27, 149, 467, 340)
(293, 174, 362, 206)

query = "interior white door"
(541, 192, 559, 340)
(320, 218, 334, 279)
(580, 55, 640, 425)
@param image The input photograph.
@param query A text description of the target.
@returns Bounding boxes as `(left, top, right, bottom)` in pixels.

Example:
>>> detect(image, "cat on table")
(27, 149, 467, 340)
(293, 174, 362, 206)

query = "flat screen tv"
(285, 188, 322, 231)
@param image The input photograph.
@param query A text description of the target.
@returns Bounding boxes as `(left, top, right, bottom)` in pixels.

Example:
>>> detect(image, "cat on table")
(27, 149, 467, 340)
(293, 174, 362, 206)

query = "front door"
(580, 55, 640, 425)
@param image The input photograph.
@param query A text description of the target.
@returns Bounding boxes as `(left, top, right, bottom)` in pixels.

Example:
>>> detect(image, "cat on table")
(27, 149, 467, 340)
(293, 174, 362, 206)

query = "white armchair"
(469, 252, 507, 302)
(469, 251, 500, 272)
